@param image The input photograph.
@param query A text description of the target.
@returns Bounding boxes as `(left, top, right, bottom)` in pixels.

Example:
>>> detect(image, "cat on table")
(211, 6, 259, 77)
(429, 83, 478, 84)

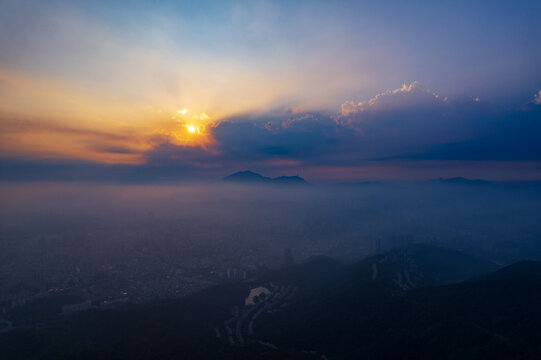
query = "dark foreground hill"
(1, 245, 540, 360)
(259, 248, 540, 359)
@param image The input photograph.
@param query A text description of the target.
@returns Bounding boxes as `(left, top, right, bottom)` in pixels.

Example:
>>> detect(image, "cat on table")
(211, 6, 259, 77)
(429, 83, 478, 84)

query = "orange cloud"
(0, 68, 224, 163)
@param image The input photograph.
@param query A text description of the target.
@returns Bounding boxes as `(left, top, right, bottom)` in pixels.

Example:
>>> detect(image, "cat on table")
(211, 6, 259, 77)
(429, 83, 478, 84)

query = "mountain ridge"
(223, 171, 308, 185)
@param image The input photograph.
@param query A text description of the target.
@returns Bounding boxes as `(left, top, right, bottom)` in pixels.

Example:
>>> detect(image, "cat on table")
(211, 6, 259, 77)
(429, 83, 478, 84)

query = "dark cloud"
(200, 83, 541, 166)
(211, 114, 356, 163)
(406, 105, 541, 161)
(336, 82, 493, 155)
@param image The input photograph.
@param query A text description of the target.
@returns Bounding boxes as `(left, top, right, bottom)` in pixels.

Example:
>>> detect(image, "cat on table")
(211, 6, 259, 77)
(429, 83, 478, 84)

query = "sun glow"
(187, 125, 196, 133)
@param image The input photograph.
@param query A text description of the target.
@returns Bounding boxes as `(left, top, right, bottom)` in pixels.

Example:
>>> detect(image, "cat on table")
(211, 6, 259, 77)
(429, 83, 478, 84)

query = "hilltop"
(223, 171, 308, 185)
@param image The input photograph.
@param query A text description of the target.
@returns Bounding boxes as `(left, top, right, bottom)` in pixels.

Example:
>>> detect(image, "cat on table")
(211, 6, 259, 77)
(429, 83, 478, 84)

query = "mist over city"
(3, 181, 541, 281)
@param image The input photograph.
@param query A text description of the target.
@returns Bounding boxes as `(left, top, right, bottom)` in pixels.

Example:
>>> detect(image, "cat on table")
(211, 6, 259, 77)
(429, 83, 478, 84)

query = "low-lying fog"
(1, 181, 541, 300)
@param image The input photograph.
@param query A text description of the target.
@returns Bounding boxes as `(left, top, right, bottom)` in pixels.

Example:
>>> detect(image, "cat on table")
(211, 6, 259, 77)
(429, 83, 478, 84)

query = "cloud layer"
(2, 83, 541, 181)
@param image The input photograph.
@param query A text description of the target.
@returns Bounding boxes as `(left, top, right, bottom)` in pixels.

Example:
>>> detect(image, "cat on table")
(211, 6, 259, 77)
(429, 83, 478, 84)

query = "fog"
(1, 181, 541, 304)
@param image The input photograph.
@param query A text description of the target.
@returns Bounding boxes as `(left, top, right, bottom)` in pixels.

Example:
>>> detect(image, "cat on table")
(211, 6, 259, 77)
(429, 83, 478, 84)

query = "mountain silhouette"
(223, 171, 308, 185)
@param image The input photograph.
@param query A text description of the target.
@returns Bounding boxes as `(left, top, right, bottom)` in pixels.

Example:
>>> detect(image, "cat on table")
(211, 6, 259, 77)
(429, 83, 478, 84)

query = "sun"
(187, 125, 196, 133)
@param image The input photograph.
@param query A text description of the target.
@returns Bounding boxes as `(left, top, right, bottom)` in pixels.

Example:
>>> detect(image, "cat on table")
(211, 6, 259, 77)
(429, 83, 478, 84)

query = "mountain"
(223, 170, 272, 183)
(271, 175, 307, 185)
(258, 254, 540, 359)
(428, 177, 492, 186)
(384, 243, 499, 285)
(223, 171, 308, 185)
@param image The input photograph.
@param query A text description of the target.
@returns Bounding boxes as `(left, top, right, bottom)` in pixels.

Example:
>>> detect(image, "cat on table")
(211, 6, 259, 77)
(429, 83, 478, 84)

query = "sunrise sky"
(1, 0, 541, 181)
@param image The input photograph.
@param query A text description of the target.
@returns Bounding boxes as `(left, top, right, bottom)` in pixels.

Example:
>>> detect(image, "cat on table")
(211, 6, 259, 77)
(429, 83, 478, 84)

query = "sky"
(1, 0, 541, 182)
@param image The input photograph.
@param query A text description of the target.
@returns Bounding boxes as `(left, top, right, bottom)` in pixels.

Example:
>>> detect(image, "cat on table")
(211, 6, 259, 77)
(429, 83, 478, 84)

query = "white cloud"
(340, 82, 441, 117)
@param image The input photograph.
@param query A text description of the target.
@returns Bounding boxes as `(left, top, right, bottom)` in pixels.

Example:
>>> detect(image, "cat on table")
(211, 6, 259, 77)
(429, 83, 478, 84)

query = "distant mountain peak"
(428, 177, 491, 186)
(272, 175, 308, 184)
(223, 171, 308, 185)
(223, 171, 271, 183)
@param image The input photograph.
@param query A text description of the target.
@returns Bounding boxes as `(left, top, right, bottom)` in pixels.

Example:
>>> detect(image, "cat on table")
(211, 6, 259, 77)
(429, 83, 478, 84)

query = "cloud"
(408, 105, 541, 161)
(0, 117, 147, 164)
(3, 83, 541, 181)
(210, 113, 358, 164)
(340, 82, 442, 117)
(332, 82, 491, 160)
(114, 83, 541, 174)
